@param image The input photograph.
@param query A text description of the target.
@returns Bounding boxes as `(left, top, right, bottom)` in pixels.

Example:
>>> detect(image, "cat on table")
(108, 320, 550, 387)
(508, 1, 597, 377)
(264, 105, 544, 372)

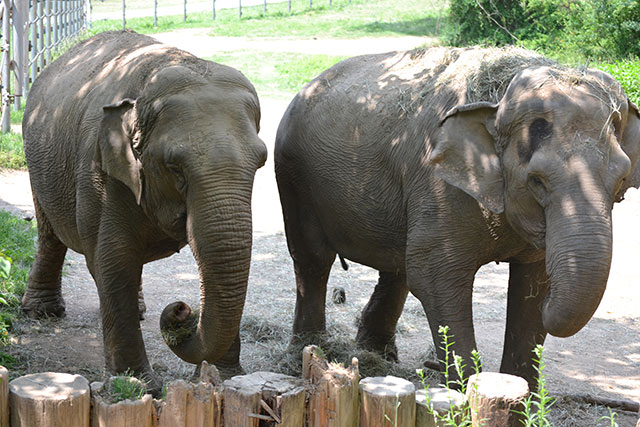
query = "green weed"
(517, 345, 556, 427)
(598, 60, 640, 107)
(108, 370, 147, 403)
(0, 133, 26, 170)
(0, 211, 37, 347)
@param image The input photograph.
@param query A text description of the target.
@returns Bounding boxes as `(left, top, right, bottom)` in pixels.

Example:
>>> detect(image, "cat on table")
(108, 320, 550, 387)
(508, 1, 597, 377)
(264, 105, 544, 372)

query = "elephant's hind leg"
(356, 271, 408, 361)
(278, 176, 336, 337)
(22, 198, 68, 318)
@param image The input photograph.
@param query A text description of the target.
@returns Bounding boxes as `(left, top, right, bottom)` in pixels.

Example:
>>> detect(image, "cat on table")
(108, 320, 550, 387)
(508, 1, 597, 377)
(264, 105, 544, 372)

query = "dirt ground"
(1, 29, 639, 426)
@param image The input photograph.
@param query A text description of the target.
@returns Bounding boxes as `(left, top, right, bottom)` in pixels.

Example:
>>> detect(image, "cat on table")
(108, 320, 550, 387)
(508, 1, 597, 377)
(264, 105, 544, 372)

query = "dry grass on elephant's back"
(400, 46, 620, 113)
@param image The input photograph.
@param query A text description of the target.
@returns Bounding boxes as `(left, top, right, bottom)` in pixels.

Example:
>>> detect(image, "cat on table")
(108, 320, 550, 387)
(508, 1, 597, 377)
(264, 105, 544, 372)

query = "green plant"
(0, 132, 26, 170)
(598, 60, 640, 106)
(597, 408, 619, 427)
(517, 345, 555, 426)
(416, 325, 481, 426)
(108, 370, 147, 403)
(0, 211, 37, 346)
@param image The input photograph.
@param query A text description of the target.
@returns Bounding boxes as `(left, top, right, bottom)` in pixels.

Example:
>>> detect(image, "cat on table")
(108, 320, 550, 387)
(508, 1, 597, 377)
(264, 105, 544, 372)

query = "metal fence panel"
(1, 0, 87, 133)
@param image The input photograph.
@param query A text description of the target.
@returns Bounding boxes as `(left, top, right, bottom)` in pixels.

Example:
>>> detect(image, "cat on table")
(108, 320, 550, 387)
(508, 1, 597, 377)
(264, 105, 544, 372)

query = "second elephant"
(274, 46, 640, 386)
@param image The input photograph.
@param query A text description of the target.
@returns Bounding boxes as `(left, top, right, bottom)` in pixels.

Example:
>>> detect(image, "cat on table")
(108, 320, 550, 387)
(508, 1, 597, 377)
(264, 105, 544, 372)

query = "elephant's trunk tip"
(160, 301, 199, 348)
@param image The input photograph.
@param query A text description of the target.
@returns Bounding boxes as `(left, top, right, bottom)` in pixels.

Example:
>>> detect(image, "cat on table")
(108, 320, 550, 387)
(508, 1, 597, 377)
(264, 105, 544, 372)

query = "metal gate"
(1, 0, 87, 133)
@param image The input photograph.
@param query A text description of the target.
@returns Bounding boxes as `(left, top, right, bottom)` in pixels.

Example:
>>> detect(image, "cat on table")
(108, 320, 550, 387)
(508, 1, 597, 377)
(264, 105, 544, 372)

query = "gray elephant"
(22, 30, 267, 391)
(274, 47, 640, 386)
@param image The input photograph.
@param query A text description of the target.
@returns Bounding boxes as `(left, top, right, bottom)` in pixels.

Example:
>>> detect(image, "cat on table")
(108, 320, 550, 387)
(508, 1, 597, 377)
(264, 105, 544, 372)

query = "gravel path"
(1, 29, 639, 425)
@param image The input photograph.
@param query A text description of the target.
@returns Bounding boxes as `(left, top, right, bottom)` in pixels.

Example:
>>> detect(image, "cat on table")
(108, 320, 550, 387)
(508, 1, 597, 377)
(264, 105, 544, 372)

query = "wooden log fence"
(3, 349, 636, 425)
(0, 0, 87, 133)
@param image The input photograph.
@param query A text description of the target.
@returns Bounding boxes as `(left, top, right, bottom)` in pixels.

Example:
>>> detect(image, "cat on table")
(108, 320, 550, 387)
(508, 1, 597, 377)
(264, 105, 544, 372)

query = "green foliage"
(447, 0, 640, 62)
(446, 0, 526, 46)
(598, 60, 640, 106)
(416, 325, 480, 426)
(108, 370, 147, 403)
(517, 345, 556, 426)
(0, 211, 37, 345)
(0, 133, 26, 170)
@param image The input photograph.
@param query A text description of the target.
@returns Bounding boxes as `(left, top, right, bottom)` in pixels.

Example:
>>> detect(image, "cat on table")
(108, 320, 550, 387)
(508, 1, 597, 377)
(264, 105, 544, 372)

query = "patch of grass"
(105, 371, 147, 403)
(209, 51, 347, 98)
(0, 211, 37, 354)
(597, 60, 640, 107)
(0, 133, 26, 170)
(90, 0, 445, 39)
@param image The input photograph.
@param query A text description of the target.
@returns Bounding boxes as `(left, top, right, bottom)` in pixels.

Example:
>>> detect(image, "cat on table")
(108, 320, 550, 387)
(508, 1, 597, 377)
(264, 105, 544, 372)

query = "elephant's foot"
(21, 288, 66, 318)
(133, 366, 163, 398)
(211, 362, 245, 380)
(355, 331, 399, 362)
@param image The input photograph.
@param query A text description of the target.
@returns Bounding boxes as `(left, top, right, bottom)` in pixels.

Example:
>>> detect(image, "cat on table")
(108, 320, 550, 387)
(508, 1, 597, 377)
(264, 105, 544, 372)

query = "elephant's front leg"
(407, 244, 479, 385)
(500, 260, 549, 389)
(89, 238, 160, 393)
(356, 271, 408, 361)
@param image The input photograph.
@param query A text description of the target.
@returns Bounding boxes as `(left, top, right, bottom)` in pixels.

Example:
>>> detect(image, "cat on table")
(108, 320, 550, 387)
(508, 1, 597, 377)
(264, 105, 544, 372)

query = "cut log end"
(360, 376, 416, 427)
(466, 372, 529, 427)
(9, 372, 90, 427)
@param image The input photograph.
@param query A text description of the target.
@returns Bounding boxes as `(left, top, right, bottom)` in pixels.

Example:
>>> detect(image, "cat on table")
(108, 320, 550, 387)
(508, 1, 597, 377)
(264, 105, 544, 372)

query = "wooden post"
(0, 366, 8, 427)
(90, 381, 154, 427)
(466, 372, 529, 427)
(122, 0, 125, 29)
(157, 361, 222, 427)
(302, 345, 360, 426)
(223, 371, 305, 426)
(288, 0, 291, 13)
(415, 387, 465, 427)
(212, 0, 215, 19)
(238, 0, 241, 18)
(1, 0, 11, 134)
(153, 0, 157, 27)
(9, 372, 90, 427)
(183, 0, 186, 22)
(157, 380, 222, 427)
(359, 376, 415, 427)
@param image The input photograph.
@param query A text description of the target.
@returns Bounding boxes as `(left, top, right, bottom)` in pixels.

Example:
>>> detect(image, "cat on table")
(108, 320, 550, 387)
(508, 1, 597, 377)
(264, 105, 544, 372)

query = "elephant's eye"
(167, 163, 187, 193)
(527, 174, 549, 206)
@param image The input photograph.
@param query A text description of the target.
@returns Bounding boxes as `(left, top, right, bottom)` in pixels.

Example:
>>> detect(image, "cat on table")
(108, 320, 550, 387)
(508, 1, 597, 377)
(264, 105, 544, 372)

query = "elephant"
(21, 30, 267, 391)
(274, 46, 640, 387)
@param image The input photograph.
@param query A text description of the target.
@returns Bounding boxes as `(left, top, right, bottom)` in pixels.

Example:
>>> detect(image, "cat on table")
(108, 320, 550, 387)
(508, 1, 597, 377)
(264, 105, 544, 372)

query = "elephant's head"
(97, 65, 267, 364)
(429, 66, 640, 338)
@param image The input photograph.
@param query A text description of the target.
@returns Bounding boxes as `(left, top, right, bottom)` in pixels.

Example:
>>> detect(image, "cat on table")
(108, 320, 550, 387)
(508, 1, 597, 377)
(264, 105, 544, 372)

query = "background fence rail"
(1, 0, 87, 133)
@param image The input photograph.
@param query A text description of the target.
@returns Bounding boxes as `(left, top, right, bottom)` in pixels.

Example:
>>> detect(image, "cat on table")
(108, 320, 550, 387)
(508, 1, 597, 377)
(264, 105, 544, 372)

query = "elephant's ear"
(428, 102, 504, 213)
(619, 98, 640, 194)
(98, 99, 143, 205)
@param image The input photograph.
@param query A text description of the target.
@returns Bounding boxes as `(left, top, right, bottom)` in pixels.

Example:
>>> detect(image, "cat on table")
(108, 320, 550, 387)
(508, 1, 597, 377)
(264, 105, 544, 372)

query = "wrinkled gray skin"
(22, 30, 267, 392)
(274, 47, 640, 387)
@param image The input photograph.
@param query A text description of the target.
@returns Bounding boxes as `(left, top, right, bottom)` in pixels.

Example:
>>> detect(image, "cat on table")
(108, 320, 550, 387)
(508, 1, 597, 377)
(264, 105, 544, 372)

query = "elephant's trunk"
(162, 178, 253, 364)
(542, 195, 612, 338)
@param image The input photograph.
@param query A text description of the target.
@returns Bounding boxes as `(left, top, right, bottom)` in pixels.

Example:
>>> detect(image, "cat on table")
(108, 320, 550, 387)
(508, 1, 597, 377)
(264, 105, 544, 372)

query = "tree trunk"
(359, 376, 415, 427)
(90, 381, 154, 427)
(9, 372, 90, 427)
(466, 372, 529, 427)
(303, 345, 360, 426)
(0, 366, 8, 427)
(156, 379, 222, 427)
(223, 372, 305, 426)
